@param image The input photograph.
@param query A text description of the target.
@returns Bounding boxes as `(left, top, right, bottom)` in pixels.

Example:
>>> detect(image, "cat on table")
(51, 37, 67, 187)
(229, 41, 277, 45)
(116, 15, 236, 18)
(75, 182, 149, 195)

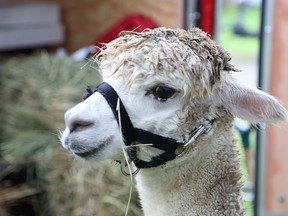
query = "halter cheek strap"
(94, 82, 215, 169)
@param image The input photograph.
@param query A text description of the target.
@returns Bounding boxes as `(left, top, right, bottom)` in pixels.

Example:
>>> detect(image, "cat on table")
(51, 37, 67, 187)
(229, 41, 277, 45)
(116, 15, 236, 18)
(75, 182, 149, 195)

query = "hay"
(0, 52, 141, 216)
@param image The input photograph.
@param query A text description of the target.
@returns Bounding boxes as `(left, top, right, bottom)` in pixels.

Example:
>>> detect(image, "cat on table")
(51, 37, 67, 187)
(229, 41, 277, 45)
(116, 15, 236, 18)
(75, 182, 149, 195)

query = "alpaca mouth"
(74, 143, 105, 158)
(73, 136, 113, 158)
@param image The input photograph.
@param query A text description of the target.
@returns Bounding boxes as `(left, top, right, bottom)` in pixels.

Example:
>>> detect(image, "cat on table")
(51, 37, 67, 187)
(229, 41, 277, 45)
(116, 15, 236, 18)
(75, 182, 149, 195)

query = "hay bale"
(0, 52, 141, 216)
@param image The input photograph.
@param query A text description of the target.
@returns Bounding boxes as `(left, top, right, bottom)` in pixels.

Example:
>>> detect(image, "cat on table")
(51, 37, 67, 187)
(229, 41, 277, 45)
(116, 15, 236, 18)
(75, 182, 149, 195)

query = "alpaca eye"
(150, 86, 176, 102)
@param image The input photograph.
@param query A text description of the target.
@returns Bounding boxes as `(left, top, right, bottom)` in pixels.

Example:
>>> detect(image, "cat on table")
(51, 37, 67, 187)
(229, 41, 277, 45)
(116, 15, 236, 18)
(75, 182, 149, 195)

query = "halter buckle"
(183, 119, 215, 148)
(184, 125, 205, 147)
(118, 161, 140, 176)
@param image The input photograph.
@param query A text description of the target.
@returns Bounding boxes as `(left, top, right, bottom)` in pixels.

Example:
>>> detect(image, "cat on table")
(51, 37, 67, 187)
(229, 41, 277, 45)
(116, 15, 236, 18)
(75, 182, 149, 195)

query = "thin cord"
(117, 98, 134, 216)
(122, 147, 134, 216)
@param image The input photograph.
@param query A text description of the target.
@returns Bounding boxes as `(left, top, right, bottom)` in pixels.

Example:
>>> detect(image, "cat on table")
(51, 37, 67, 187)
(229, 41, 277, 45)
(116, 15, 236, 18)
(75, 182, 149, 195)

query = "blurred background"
(0, 0, 287, 216)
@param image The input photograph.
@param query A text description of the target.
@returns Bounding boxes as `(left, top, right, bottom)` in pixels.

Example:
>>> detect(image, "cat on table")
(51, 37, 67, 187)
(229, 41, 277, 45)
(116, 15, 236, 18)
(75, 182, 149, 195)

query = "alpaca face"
(61, 27, 288, 163)
(61, 28, 222, 162)
(60, 57, 199, 161)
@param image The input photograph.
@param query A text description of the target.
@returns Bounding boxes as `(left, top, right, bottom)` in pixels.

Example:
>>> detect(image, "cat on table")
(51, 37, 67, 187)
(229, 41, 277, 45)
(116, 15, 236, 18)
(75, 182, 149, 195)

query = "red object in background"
(95, 14, 159, 48)
(198, 0, 215, 36)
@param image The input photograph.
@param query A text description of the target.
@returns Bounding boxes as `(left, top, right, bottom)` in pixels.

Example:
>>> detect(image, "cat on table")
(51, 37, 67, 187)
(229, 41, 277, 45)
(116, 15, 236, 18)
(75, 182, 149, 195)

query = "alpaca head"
(61, 27, 288, 164)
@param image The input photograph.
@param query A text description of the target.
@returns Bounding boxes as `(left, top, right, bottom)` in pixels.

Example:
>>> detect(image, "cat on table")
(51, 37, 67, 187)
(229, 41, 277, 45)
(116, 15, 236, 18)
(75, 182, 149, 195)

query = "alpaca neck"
(135, 128, 243, 216)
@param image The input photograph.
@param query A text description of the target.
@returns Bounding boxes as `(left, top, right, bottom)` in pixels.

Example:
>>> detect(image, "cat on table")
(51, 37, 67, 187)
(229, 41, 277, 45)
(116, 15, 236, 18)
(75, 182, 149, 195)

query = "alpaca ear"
(214, 76, 288, 123)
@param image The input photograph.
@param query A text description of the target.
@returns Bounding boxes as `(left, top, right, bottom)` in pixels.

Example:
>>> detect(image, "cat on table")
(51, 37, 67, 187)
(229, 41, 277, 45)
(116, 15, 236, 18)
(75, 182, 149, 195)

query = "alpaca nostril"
(64, 110, 94, 133)
(70, 120, 93, 133)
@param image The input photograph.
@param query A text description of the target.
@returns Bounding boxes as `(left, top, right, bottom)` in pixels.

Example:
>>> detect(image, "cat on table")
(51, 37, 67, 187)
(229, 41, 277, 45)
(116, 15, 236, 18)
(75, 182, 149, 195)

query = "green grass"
(244, 200, 254, 216)
(219, 4, 261, 56)
(235, 130, 256, 216)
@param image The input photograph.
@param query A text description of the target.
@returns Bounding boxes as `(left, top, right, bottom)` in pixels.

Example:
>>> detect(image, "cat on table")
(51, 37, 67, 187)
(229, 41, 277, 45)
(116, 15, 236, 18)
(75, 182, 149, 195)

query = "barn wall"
(10, 0, 184, 52)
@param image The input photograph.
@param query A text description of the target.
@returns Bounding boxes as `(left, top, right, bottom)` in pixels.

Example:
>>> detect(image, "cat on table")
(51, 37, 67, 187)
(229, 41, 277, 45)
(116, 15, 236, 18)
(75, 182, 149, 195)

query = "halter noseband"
(94, 82, 215, 169)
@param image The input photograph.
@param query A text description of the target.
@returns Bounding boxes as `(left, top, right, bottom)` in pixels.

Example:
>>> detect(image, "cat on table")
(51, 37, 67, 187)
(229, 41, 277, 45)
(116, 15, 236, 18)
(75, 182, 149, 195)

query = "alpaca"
(61, 27, 288, 216)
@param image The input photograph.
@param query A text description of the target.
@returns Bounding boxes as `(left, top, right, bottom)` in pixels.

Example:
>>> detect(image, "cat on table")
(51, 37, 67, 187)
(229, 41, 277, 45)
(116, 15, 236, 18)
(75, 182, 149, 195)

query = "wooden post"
(265, 0, 288, 213)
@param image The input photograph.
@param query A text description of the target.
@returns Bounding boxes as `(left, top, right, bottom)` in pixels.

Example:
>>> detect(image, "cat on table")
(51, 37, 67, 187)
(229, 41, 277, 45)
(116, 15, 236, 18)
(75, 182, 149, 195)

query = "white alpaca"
(61, 27, 288, 216)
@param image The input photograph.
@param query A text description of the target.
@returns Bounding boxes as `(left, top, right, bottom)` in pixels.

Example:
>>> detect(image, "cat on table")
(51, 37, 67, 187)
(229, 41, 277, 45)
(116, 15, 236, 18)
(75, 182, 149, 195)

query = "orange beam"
(265, 0, 288, 212)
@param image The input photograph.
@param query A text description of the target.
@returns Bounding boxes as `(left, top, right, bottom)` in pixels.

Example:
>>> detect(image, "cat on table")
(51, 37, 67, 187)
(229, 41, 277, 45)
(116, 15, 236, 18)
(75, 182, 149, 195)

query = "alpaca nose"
(64, 110, 93, 133)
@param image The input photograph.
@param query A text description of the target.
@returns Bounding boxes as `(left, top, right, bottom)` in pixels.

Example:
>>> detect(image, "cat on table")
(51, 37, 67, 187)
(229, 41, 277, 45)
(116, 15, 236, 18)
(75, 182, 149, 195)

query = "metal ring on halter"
(120, 161, 140, 176)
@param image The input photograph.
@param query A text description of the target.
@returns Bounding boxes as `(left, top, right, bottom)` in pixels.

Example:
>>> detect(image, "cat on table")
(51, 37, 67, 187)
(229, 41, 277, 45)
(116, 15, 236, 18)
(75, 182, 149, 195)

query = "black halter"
(93, 82, 215, 169)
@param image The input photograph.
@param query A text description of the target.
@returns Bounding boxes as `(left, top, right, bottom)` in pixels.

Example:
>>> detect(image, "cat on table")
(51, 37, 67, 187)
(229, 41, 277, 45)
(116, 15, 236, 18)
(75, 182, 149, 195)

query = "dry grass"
(0, 52, 141, 216)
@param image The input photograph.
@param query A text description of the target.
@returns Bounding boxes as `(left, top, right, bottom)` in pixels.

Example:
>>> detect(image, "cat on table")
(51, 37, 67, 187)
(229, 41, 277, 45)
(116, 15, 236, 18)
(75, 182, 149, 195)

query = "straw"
(0, 52, 141, 216)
